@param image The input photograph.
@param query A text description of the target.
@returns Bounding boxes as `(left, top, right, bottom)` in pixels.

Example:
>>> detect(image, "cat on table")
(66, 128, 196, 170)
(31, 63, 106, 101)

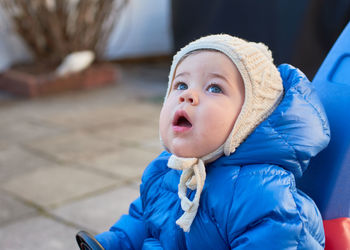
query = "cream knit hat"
(163, 34, 284, 232)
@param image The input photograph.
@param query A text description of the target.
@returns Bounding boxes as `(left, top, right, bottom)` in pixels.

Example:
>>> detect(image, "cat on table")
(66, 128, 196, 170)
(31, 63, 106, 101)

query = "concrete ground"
(0, 63, 169, 249)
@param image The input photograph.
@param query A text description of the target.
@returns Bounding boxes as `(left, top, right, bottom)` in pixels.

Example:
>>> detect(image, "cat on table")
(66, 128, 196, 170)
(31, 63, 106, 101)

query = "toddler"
(79, 34, 330, 249)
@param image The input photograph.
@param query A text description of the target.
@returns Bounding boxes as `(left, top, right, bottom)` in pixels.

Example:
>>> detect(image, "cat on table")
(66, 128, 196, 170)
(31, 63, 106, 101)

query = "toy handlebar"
(76, 231, 105, 250)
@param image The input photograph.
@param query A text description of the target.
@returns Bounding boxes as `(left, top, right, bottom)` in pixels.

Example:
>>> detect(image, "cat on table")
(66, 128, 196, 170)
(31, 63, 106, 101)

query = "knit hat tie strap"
(168, 155, 206, 232)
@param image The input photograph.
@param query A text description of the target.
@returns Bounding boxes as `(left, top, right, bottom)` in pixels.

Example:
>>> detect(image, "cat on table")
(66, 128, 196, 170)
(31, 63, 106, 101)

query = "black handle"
(76, 231, 105, 250)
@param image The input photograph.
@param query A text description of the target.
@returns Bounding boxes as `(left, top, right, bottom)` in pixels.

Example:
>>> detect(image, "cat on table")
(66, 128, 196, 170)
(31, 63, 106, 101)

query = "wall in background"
(0, 7, 32, 71)
(105, 0, 173, 59)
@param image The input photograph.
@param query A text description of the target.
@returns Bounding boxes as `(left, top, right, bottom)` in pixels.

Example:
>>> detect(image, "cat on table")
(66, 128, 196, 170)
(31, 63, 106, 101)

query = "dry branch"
(0, 0, 128, 65)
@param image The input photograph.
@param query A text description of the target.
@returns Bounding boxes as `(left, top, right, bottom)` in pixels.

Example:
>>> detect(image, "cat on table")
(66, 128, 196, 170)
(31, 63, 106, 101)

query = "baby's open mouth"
(173, 110, 192, 129)
(175, 116, 192, 127)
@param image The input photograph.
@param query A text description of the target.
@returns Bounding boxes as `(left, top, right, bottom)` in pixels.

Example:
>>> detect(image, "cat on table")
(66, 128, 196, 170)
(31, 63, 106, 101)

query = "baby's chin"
(168, 145, 210, 158)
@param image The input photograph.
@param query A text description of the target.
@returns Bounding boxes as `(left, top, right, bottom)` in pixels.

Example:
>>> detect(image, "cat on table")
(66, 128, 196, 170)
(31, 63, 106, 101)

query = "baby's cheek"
(159, 103, 170, 124)
(159, 105, 172, 145)
(159, 111, 167, 137)
(208, 113, 233, 142)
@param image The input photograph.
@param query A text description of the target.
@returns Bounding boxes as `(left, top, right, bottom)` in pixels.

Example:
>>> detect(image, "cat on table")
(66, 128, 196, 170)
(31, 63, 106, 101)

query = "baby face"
(159, 51, 245, 158)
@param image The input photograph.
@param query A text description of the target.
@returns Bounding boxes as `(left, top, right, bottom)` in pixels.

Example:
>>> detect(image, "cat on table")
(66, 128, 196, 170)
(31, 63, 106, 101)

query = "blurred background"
(0, 0, 349, 249)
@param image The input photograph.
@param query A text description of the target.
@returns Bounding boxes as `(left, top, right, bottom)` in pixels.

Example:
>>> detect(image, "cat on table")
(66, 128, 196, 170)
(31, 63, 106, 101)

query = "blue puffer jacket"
(96, 64, 330, 249)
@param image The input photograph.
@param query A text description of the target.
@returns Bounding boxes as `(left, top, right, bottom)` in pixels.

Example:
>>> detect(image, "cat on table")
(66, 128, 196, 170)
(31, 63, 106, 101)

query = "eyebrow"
(174, 72, 231, 85)
(174, 72, 190, 78)
(208, 73, 229, 83)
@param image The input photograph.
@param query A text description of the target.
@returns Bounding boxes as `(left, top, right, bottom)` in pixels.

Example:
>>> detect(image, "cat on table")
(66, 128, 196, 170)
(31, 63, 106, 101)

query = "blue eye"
(175, 82, 188, 90)
(207, 84, 223, 93)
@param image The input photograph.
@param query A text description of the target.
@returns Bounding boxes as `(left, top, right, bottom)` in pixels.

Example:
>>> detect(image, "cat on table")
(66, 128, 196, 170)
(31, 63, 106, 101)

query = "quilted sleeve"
(95, 151, 171, 250)
(95, 197, 147, 250)
(227, 165, 324, 249)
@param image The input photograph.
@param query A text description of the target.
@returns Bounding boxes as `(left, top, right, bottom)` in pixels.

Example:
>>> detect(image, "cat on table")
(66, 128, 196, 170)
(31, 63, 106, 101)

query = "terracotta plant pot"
(0, 63, 117, 98)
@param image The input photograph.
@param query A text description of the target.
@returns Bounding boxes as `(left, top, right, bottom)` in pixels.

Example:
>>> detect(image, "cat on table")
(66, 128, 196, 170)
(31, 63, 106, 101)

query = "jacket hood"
(212, 64, 330, 178)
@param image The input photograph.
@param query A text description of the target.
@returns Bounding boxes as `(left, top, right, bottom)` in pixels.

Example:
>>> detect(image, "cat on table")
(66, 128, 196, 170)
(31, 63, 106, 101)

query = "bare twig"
(0, 0, 128, 65)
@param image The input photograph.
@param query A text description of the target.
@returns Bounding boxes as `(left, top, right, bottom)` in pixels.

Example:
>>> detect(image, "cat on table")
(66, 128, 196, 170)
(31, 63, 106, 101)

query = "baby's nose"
(179, 91, 199, 105)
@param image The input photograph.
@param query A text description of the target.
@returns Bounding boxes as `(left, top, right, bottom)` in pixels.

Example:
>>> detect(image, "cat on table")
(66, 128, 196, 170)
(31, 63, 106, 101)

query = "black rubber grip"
(76, 231, 105, 250)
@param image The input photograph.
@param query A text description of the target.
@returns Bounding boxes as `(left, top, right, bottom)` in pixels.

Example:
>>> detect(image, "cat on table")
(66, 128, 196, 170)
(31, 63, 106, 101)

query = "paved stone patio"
(0, 63, 168, 249)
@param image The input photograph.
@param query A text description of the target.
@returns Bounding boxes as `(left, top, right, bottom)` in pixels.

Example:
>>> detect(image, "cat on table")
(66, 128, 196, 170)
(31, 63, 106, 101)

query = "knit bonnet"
(162, 34, 284, 232)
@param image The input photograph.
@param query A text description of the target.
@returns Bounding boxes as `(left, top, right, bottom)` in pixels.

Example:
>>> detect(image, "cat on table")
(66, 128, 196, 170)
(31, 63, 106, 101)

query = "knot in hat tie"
(168, 155, 206, 232)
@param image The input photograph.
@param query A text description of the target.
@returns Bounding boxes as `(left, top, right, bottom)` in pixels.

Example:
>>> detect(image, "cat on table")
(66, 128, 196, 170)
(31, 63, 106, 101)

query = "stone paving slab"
(36, 102, 162, 131)
(0, 140, 7, 148)
(137, 138, 164, 154)
(52, 184, 140, 234)
(76, 146, 159, 179)
(0, 90, 127, 134)
(0, 145, 58, 183)
(2, 97, 103, 123)
(0, 63, 169, 249)
(91, 119, 160, 146)
(2, 166, 120, 208)
(36, 106, 129, 131)
(0, 119, 66, 145)
(90, 120, 164, 155)
(118, 102, 162, 122)
(0, 190, 38, 226)
(24, 131, 121, 163)
(0, 215, 79, 250)
(0, 103, 44, 126)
